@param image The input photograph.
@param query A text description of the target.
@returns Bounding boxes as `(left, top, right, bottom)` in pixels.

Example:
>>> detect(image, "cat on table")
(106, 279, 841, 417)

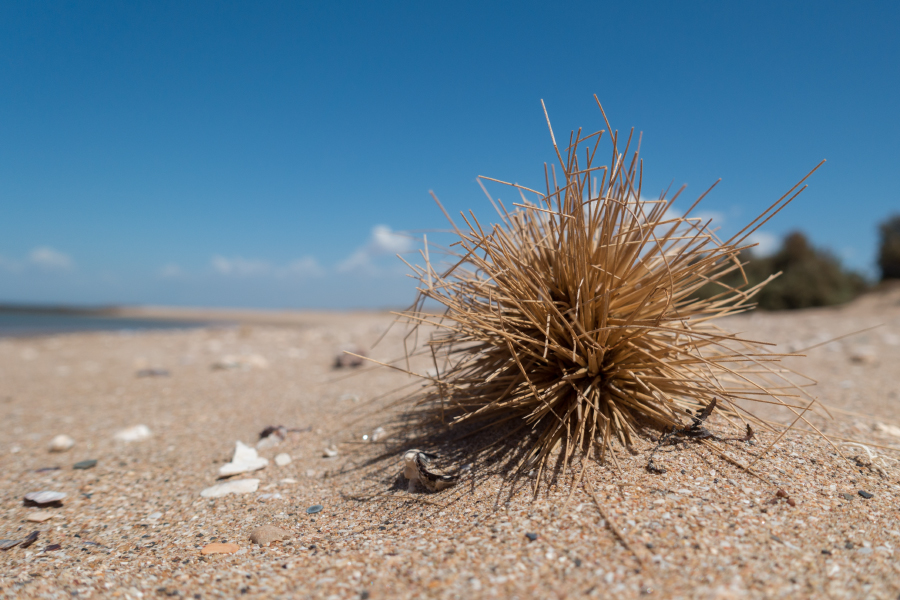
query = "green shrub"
(878, 214, 900, 281)
(695, 231, 868, 310)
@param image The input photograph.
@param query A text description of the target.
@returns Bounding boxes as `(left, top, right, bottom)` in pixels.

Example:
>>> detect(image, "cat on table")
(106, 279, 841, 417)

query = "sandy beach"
(2, 291, 900, 599)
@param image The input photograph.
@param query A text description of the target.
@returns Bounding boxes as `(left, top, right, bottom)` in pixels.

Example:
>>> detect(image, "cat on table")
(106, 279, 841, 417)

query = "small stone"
(147, 512, 162, 520)
(73, 459, 97, 470)
(20, 531, 39, 549)
(334, 347, 365, 368)
(114, 425, 151, 442)
(256, 436, 281, 451)
(371, 427, 386, 441)
(323, 445, 338, 458)
(249, 525, 288, 546)
(858, 490, 874, 499)
(42, 544, 61, 552)
(200, 478, 260, 498)
(200, 542, 240, 555)
(874, 422, 900, 437)
(136, 368, 170, 377)
(274, 453, 291, 467)
(24, 491, 66, 505)
(48, 434, 75, 453)
(219, 441, 268, 477)
(0, 540, 21, 550)
(858, 547, 873, 555)
(280, 478, 298, 484)
(840, 492, 855, 501)
(26, 511, 54, 523)
(525, 532, 538, 542)
(306, 504, 323, 514)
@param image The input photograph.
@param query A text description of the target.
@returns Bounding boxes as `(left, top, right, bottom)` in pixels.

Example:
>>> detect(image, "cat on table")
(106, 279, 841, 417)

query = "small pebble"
(0, 540, 21, 550)
(333, 347, 365, 368)
(858, 490, 874, 499)
(20, 531, 39, 549)
(525, 533, 538, 541)
(42, 544, 61, 552)
(136, 368, 170, 377)
(26, 511, 54, 523)
(200, 478, 260, 498)
(48, 434, 75, 453)
(274, 453, 291, 466)
(200, 542, 240, 555)
(147, 512, 162, 520)
(114, 425, 152, 442)
(323, 446, 338, 458)
(24, 491, 66, 505)
(840, 493, 855, 502)
(249, 525, 288, 546)
(73, 459, 97, 470)
(858, 547, 873, 555)
(306, 504, 323, 514)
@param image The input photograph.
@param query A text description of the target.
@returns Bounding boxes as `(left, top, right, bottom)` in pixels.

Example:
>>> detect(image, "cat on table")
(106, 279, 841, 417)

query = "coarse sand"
(2, 290, 900, 599)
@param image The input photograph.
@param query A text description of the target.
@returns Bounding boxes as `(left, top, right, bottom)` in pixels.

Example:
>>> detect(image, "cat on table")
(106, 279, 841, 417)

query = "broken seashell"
(402, 449, 458, 493)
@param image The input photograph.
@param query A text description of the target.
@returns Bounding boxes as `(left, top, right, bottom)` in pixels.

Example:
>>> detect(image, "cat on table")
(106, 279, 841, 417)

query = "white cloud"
(212, 256, 271, 276)
(211, 255, 323, 278)
(283, 257, 324, 277)
(692, 211, 725, 227)
(746, 231, 779, 257)
(29, 246, 73, 270)
(338, 225, 413, 273)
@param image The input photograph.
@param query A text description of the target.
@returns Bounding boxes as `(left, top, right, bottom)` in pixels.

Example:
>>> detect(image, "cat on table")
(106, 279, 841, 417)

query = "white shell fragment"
(114, 425, 152, 442)
(219, 441, 268, 477)
(323, 445, 338, 458)
(24, 491, 67, 504)
(402, 449, 459, 493)
(274, 453, 292, 466)
(200, 478, 260, 498)
(212, 354, 269, 370)
(48, 434, 75, 452)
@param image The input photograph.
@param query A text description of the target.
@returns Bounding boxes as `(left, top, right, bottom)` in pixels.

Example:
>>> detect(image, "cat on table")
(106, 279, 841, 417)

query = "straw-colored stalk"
(391, 97, 825, 482)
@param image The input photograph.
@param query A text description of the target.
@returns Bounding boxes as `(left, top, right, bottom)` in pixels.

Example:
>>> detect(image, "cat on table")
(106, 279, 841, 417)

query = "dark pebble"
(858, 490, 874, 499)
(43, 544, 61, 552)
(0, 540, 21, 551)
(20, 531, 39, 549)
(821, 549, 832, 555)
(306, 504, 323, 514)
(845, 541, 854, 549)
(136, 368, 170, 378)
(74, 460, 97, 470)
(525, 532, 538, 542)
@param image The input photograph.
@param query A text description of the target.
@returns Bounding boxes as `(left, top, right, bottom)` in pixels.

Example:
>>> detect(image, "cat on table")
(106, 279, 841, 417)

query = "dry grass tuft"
(386, 97, 827, 484)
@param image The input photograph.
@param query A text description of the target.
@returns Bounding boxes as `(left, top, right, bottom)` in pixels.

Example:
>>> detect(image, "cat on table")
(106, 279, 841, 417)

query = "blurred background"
(1, 1, 898, 311)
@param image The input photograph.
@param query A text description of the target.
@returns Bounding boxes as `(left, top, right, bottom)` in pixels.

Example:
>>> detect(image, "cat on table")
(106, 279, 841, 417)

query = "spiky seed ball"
(394, 97, 823, 481)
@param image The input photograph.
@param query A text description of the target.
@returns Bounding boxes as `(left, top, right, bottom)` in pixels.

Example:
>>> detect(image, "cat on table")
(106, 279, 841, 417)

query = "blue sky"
(1, 1, 897, 308)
